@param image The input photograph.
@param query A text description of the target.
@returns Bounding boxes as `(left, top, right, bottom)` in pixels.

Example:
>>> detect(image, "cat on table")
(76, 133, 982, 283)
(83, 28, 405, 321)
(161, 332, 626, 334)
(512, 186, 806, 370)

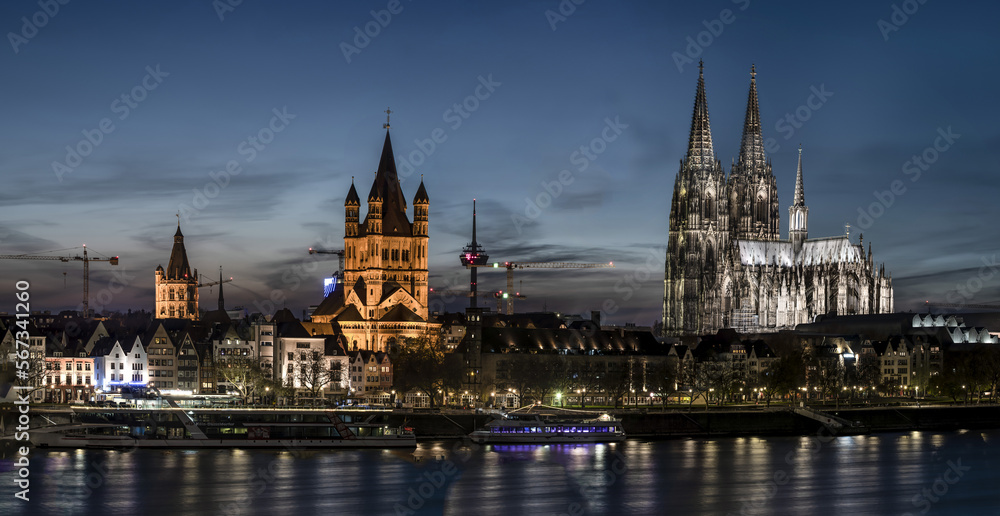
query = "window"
(85, 363, 91, 371)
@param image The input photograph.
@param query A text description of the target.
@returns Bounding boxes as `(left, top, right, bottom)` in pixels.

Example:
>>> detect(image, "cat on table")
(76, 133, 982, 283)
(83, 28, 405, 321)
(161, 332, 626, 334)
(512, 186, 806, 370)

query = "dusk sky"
(1, 0, 998, 325)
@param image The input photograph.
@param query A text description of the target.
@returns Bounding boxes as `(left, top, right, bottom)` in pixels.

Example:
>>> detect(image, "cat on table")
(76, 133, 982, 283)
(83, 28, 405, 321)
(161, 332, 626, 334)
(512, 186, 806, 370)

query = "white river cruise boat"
(469, 413, 625, 444)
(31, 405, 415, 449)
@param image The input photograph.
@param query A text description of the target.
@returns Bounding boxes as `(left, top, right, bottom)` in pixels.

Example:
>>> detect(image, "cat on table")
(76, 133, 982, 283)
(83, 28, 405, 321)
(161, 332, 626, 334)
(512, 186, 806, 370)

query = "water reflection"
(2, 431, 1000, 515)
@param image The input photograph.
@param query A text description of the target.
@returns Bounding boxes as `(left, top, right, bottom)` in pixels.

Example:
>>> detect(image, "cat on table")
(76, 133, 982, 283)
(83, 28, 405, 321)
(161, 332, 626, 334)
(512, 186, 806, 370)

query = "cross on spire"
(383, 108, 392, 129)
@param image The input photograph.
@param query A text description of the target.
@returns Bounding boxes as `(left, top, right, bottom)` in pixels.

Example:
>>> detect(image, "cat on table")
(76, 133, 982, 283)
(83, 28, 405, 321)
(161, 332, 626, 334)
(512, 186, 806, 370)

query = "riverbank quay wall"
(10, 405, 1000, 440)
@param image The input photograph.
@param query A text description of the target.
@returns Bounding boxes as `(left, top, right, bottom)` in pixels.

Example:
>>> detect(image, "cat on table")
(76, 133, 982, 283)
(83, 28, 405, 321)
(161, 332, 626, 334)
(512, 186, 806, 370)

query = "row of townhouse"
(664, 317, 958, 396)
(1, 309, 394, 403)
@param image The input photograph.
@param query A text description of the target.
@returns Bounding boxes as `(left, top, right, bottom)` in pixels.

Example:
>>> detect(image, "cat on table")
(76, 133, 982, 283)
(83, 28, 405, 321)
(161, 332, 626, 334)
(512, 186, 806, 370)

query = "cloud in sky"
(1, 1, 999, 324)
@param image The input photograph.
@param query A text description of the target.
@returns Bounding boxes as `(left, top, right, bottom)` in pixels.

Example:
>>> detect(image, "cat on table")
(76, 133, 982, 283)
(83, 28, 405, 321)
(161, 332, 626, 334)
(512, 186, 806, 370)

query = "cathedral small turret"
(789, 145, 808, 253)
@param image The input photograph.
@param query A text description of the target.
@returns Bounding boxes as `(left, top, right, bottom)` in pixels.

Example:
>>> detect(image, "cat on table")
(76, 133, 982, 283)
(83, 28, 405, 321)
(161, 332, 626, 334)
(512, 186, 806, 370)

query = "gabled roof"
(351, 276, 368, 306)
(300, 321, 336, 337)
(276, 321, 313, 339)
(458, 327, 664, 355)
(90, 335, 121, 357)
(324, 337, 348, 357)
(349, 349, 375, 362)
(379, 280, 406, 304)
(748, 340, 776, 359)
(737, 236, 865, 267)
(272, 308, 298, 324)
(334, 305, 365, 322)
(311, 288, 346, 317)
(201, 308, 231, 326)
(121, 335, 145, 354)
(380, 304, 423, 323)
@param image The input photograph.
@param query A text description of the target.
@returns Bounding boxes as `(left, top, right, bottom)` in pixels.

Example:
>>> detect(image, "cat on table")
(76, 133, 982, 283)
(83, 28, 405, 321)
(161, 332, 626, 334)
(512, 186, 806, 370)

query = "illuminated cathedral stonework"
(662, 64, 893, 337)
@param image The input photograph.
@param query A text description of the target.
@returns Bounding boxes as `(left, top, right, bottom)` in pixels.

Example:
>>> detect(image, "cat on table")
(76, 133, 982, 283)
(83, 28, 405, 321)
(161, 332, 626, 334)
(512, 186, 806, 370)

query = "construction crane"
(197, 267, 233, 289)
(309, 248, 346, 297)
(465, 261, 615, 315)
(0, 245, 119, 317)
(308, 248, 345, 276)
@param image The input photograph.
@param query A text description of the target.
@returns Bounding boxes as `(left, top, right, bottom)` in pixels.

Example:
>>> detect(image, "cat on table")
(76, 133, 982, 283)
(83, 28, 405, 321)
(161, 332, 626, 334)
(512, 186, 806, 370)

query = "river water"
(2, 430, 998, 515)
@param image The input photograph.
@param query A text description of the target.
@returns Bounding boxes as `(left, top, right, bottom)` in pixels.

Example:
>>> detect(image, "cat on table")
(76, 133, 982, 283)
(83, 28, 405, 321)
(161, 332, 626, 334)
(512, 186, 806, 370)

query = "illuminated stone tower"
(312, 112, 439, 351)
(154, 220, 199, 320)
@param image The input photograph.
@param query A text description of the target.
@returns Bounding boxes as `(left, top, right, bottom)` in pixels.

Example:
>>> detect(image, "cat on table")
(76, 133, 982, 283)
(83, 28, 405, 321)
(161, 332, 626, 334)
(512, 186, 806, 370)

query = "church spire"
(218, 266, 225, 311)
(793, 144, 805, 207)
(789, 144, 808, 252)
(738, 64, 766, 170)
(685, 60, 716, 169)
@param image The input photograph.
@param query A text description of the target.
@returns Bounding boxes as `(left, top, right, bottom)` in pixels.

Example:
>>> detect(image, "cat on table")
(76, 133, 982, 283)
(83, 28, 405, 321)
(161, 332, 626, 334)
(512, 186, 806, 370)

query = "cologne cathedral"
(662, 63, 893, 337)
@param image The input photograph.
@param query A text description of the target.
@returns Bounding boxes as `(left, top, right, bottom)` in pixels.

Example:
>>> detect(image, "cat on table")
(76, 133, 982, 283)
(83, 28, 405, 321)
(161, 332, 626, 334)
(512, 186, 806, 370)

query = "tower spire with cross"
(383, 108, 392, 129)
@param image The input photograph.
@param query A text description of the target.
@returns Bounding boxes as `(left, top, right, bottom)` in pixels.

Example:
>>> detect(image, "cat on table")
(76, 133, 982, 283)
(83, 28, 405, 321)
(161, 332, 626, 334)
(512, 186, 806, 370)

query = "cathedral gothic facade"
(662, 64, 893, 337)
(310, 129, 439, 351)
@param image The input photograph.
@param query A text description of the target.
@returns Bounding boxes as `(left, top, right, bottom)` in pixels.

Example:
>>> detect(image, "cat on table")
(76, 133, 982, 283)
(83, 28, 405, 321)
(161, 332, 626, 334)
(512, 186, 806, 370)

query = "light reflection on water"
(2, 430, 999, 515)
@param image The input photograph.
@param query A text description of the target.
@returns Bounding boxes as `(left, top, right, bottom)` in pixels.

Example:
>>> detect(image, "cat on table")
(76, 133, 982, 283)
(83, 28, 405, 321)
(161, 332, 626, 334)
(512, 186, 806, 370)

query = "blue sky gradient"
(1, 0, 998, 324)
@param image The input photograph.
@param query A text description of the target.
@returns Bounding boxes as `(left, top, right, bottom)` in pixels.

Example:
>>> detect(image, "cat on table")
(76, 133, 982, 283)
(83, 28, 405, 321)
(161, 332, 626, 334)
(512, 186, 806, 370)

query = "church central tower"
(308, 116, 440, 351)
(155, 221, 199, 319)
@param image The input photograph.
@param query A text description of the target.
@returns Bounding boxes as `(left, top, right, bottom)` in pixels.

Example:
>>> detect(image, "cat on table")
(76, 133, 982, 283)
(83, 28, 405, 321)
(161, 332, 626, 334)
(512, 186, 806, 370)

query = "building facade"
(92, 336, 147, 392)
(663, 64, 893, 336)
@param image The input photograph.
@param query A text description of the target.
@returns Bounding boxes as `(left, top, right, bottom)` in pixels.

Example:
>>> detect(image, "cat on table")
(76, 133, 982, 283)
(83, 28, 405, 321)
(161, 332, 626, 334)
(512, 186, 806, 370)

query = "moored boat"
(31, 406, 415, 449)
(469, 413, 625, 444)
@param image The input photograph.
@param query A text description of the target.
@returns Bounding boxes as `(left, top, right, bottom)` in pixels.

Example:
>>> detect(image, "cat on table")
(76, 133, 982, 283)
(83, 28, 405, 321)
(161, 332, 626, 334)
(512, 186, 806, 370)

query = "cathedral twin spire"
(680, 62, 788, 242)
(736, 65, 768, 173)
(685, 61, 717, 170)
